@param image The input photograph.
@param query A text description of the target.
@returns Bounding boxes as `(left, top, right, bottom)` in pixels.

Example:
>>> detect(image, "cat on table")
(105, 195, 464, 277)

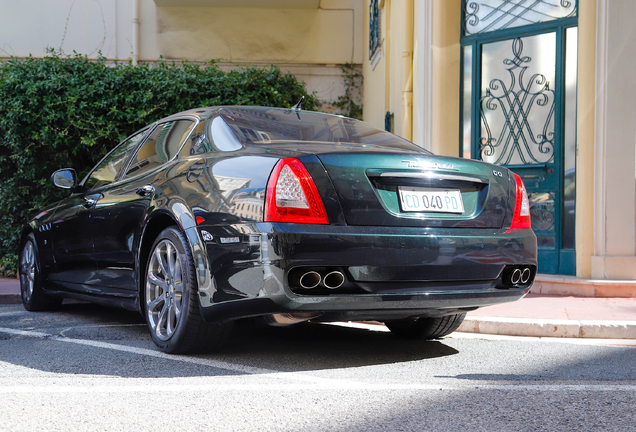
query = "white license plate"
(398, 188, 465, 214)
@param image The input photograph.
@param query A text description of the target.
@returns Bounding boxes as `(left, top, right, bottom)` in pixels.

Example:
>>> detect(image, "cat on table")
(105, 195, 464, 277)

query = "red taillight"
(509, 173, 531, 230)
(264, 158, 329, 224)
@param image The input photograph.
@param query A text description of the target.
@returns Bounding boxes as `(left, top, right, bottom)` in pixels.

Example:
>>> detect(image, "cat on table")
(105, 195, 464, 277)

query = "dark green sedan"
(20, 106, 537, 353)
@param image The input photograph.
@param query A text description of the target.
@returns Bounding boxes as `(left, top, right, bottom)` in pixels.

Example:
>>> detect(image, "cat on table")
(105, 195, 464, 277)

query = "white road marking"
(0, 327, 51, 338)
(449, 330, 636, 347)
(0, 311, 24, 317)
(1, 326, 635, 395)
(0, 326, 353, 386)
(0, 383, 635, 394)
(65, 323, 146, 328)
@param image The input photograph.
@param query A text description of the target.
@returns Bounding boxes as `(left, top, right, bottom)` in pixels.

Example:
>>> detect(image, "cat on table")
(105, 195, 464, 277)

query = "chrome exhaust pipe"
(323, 271, 345, 289)
(521, 268, 531, 284)
(299, 271, 321, 289)
(511, 268, 522, 285)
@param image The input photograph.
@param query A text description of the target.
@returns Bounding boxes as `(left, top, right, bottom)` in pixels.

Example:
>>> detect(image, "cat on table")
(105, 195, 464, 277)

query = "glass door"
(461, 1, 578, 275)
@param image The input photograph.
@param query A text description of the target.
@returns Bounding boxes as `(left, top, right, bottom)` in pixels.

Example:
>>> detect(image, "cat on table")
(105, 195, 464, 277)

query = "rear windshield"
(218, 107, 428, 152)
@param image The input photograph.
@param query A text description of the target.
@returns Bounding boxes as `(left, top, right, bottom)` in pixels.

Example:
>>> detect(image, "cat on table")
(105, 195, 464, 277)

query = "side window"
(209, 116, 243, 151)
(179, 116, 242, 157)
(180, 122, 209, 157)
(124, 120, 194, 178)
(84, 129, 148, 190)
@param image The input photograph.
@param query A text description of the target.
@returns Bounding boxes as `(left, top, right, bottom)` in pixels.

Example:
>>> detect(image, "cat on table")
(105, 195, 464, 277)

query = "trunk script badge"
(402, 160, 459, 171)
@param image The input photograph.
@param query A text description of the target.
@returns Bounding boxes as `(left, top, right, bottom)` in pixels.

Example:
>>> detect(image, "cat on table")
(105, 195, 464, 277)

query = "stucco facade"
(0, 0, 363, 110)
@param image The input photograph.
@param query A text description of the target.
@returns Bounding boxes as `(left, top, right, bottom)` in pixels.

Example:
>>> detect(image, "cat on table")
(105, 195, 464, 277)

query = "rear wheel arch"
(137, 209, 213, 312)
(138, 204, 217, 320)
(142, 225, 233, 353)
(138, 213, 179, 306)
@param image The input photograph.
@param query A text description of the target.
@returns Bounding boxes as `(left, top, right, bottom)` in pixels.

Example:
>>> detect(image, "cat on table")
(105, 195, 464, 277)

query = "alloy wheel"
(146, 239, 184, 341)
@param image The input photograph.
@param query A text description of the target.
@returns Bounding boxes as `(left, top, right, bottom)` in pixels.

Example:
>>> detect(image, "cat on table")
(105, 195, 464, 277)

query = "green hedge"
(0, 52, 319, 276)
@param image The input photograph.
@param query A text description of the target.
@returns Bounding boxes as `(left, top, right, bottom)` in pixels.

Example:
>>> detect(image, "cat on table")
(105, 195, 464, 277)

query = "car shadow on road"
(2, 302, 460, 377)
(204, 319, 460, 371)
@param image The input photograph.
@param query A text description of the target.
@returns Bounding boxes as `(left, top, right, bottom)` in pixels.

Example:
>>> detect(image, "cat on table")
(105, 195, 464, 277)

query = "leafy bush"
(331, 63, 363, 120)
(0, 52, 318, 276)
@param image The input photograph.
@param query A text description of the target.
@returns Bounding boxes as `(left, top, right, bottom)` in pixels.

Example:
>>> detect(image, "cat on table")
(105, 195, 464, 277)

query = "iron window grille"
(369, 0, 381, 60)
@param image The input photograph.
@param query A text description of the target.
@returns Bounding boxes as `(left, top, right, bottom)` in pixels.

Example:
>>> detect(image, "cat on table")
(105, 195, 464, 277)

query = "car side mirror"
(51, 168, 78, 189)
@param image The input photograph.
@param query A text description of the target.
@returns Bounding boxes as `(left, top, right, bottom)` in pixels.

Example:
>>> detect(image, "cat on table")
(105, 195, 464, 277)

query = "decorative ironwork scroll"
(479, 37, 555, 165)
(464, 0, 576, 35)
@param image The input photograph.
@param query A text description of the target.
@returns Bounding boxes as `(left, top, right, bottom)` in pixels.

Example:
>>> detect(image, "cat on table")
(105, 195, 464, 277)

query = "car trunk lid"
(316, 152, 509, 228)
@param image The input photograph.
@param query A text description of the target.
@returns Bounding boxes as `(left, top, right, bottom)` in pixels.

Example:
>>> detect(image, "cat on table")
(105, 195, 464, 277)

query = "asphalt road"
(1, 302, 635, 432)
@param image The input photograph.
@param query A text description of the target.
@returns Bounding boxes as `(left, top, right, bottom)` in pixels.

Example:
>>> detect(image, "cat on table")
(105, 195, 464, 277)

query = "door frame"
(460, 3, 578, 275)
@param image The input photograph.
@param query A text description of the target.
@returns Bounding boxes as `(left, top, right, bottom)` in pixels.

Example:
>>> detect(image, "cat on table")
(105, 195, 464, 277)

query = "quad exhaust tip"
(323, 271, 345, 289)
(295, 269, 347, 290)
(521, 267, 531, 284)
(509, 267, 532, 286)
(511, 269, 522, 285)
(299, 271, 321, 289)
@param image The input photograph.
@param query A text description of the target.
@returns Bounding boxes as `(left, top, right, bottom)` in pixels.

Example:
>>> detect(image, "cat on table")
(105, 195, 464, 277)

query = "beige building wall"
(362, 0, 411, 138)
(430, 0, 460, 157)
(155, 4, 360, 64)
(0, 0, 363, 108)
(0, 0, 361, 63)
(575, 0, 596, 279)
(0, 0, 141, 59)
(362, 0, 460, 156)
(362, 0, 407, 135)
(361, 1, 387, 130)
(591, 0, 636, 280)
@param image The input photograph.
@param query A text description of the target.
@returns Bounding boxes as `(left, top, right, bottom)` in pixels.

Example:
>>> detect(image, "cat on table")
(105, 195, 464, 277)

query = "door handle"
(137, 185, 155, 197)
(83, 197, 98, 208)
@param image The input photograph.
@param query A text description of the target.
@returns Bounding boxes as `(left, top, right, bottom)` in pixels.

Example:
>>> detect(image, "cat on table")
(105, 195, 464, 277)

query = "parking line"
(0, 311, 25, 317)
(2, 326, 635, 394)
(1, 382, 635, 394)
(0, 326, 350, 386)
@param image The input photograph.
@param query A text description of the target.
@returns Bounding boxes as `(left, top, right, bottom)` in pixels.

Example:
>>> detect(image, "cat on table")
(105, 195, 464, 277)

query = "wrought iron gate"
(461, 0, 578, 274)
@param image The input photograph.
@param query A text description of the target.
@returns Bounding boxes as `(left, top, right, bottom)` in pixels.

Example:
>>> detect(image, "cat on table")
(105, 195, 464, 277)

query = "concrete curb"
(532, 275, 636, 298)
(458, 316, 636, 339)
(2, 291, 636, 340)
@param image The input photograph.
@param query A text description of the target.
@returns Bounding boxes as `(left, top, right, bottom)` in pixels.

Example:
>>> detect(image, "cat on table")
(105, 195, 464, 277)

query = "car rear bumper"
(197, 223, 537, 322)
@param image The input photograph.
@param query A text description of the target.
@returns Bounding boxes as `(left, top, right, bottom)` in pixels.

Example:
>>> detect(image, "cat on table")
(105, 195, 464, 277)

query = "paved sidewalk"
(2, 277, 635, 339)
(459, 294, 636, 339)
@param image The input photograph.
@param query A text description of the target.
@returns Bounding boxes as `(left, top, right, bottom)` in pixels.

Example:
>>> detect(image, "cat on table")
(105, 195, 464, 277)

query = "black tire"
(143, 226, 233, 354)
(384, 313, 467, 339)
(19, 233, 62, 311)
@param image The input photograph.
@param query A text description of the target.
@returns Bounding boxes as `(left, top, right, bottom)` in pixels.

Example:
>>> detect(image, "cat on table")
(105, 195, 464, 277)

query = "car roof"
(158, 106, 352, 123)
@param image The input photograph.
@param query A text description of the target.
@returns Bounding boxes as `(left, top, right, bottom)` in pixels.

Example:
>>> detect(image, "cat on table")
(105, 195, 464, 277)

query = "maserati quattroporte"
(20, 106, 537, 353)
